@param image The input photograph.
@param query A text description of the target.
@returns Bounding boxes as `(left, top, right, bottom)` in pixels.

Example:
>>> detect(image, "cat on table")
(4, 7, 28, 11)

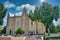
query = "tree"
(1, 26, 6, 34)
(28, 2, 59, 36)
(16, 28, 25, 34)
(40, 2, 59, 36)
(29, 2, 59, 36)
(29, 7, 41, 34)
(50, 23, 56, 33)
(34, 7, 42, 34)
(56, 25, 60, 33)
(0, 3, 7, 25)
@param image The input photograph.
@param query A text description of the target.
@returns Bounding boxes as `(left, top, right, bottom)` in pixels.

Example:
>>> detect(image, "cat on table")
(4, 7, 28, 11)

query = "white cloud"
(8, 12, 22, 16)
(40, 0, 45, 3)
(9, 13, 14, 17)
(16, 4, 35, 13)
(53, 18, 60, 26)
(15, 12, 22, 16)
(4, 1, 16, 8)
(2, 14, 8, 27)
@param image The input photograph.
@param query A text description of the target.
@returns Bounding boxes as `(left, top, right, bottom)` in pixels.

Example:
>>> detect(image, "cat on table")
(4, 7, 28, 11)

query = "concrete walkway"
(0, 36, 43, 40)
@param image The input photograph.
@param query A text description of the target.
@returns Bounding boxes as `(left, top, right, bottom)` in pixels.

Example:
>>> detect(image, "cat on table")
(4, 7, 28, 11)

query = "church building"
(6, 7, 45, 35)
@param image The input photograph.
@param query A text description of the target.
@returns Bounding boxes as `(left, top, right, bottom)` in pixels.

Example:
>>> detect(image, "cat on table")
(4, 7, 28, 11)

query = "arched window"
(16, 21, 19, 27)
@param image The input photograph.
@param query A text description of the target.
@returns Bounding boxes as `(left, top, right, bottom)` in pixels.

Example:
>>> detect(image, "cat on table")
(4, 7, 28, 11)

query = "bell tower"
(22, 7, 27, 16)
(21, 7, 29, 34)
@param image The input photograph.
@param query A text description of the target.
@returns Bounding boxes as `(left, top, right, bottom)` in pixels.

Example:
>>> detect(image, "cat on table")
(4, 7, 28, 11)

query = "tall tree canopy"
(40, 2, 59, 36)
(29, 7, 42, 34)
(0, 3, 7, 25)
(28, 10, 35, 24)
(29, 2, 59, 35)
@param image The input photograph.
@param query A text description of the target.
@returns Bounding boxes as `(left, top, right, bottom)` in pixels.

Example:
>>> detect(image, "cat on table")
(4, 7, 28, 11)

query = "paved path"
(0, 36, 43, 40)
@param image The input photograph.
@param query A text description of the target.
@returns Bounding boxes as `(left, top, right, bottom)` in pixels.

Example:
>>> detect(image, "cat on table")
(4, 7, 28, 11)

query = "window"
(16, 21, 19, 27)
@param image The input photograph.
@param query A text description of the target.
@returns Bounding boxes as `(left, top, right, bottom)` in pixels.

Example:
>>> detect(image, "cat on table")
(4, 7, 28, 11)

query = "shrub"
(16, 27, 25, 34)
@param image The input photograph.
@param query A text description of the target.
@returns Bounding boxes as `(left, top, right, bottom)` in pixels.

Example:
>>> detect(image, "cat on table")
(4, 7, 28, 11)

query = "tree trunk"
(47, 27, 50, 36)
(35, 20, 38, 35)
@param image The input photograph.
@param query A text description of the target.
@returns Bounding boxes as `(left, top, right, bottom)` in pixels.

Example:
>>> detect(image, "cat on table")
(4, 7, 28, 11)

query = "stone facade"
(6, 7, 45, 35)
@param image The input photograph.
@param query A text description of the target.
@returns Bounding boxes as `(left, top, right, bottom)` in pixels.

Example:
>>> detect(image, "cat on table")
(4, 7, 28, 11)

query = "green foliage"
(1, 26, 6, 34)
(34, 6, 41, 21)
(50, 23, 57, 33)
(28, 10, 36, 24)
(53, 6, 59, 21)
(40, 2, 59, 26)
(56, 25, 60, 33)
(16, 28, 25, 34)
(0, 3, 7, 25)
(28, 6, 41, 22)
(40, 2, 59, 33)
(29, 2, 59, 35)
(0, 29, 2, 34)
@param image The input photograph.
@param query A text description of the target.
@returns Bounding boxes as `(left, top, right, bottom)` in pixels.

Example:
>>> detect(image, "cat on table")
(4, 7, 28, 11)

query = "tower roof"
(23, 7, 26, 11)
(22, 7, 27, 15)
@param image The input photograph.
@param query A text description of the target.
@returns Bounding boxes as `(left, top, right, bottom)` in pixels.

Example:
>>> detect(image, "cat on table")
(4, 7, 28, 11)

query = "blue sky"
(0, 0, 60, 27)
